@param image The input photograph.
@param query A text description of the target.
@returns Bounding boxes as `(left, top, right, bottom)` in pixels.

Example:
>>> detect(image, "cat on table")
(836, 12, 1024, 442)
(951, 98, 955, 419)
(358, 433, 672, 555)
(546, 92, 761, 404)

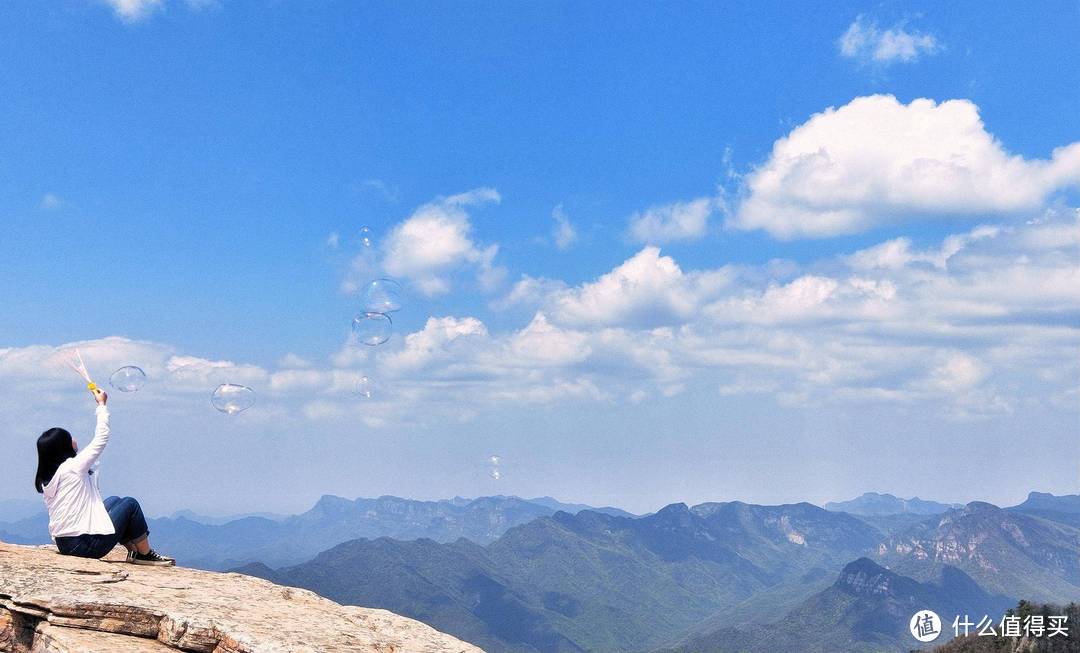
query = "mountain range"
(3, 490, 1078, 652)
(236, 495, 1080, 653)
(239, 501, 888, 652)
(874, 501, 1080, 605)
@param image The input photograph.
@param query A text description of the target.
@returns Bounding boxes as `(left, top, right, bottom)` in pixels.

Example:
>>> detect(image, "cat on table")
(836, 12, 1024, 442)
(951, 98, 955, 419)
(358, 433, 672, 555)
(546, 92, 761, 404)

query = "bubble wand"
(67, 348, 100, 395)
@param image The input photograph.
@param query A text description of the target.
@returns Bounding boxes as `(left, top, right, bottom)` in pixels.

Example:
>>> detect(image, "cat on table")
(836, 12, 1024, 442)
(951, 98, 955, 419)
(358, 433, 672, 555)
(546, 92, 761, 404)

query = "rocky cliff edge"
(0, 542, 484, 653)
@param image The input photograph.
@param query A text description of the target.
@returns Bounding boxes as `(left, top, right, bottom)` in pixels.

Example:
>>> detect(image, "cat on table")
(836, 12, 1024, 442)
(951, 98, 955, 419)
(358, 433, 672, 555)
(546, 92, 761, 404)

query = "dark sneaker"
(127, 549, 175, 566)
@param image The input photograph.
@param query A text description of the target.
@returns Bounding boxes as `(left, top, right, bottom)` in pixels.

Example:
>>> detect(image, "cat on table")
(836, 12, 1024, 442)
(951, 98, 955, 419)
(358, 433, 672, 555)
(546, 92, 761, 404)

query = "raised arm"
(71, 391, 110, 474)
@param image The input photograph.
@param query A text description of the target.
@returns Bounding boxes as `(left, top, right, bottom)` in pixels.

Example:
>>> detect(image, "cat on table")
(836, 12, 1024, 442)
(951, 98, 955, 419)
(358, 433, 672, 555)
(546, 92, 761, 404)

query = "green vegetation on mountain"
(241, 501, 883, 652)
(659, 558, 1011, 653)
(875, 502, 1080, 604)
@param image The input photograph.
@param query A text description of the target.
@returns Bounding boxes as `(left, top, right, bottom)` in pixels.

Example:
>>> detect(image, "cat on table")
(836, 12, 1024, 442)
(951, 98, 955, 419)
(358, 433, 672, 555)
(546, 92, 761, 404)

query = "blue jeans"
(55, 496, 150, 559)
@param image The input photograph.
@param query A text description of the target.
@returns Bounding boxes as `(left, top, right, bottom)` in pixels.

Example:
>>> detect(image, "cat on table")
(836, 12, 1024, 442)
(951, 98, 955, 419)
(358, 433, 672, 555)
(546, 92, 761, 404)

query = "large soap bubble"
(355, 375, 375, 399)
(361, 278, 402, 314)
(352, 312, 392, 346)
(109, 366, 146, 393)
(211, 383, 256, 415)
(359, 226, 374, 248)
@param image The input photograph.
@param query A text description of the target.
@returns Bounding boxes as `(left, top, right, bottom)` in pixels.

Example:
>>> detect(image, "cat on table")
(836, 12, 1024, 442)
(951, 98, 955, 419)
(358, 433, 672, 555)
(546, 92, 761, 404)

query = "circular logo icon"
(910, 610, 942, 642)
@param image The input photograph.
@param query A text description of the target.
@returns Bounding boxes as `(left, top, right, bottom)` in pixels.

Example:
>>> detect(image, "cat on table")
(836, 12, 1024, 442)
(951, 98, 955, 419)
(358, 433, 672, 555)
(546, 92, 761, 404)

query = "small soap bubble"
(489, 468, 502, 481)
(361, 278, 403, 314)
(352, 312, 392, 346)
(109, 366, 146, 393)
(355, 376, 375, 399)
(489, 455, 501, 466)
(359, 226, 374, 248)
(211, 383, 256, 415)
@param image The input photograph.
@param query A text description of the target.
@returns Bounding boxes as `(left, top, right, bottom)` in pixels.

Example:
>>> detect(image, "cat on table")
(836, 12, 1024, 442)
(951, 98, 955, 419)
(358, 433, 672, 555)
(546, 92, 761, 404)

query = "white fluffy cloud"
(546, 247, 732, 328)
(846, 226, 1000, 271)
(923, 352, 987, 393)
(705, 274, 898, 326)
(838, 16, 938, 64)
(732, 95, 1080, 239)
(381, 316, 489, 375)
(507, 313, 591, 367)
(628, 197, 715, 244)
(381, 189, 502, 296)
(371, 314, 606, 403)
(491, 275, 568, 311)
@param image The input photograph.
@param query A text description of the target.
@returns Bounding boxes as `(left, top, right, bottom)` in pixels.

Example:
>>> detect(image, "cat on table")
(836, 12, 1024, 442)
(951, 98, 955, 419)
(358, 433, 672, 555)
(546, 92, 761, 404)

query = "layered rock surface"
(0, 542, 484, 652)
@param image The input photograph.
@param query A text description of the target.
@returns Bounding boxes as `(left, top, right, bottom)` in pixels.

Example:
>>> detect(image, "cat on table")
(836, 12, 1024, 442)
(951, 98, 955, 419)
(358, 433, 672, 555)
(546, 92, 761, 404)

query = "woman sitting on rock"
(34, 388, 175, 566)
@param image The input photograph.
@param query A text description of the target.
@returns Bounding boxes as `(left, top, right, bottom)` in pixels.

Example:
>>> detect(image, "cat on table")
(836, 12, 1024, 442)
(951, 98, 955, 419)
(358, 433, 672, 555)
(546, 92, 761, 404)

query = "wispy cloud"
(551, 205, 578, 251)
(353, 179, 400, 203)
(104, 0, 164, 22)
(39, 193, 65, 210)
(102, 0, 217, 22)
(838, 16, 939, 65)
(628, 197, 716, 244)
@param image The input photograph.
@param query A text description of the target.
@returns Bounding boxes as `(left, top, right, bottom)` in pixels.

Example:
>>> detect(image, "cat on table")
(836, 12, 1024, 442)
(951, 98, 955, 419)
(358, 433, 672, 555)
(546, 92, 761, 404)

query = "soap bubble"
(359, 226, 374, 248)
(361, 278, 402, 313)
(211, 384, 256, 415)
(355, 376, 375, 399)
(352, 312, 392, 346)
(487, 454, 502, 480)
(109, 366, 146, 393)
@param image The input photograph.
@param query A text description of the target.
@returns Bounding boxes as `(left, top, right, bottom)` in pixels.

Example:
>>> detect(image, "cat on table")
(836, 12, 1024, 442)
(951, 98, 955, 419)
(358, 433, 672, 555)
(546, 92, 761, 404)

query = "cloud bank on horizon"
(5, 198, 1074, 426)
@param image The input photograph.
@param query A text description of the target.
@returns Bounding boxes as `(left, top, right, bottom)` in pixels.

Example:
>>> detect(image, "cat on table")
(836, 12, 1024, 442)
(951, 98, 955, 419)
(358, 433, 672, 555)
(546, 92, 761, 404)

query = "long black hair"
(35, 428, 75, 493)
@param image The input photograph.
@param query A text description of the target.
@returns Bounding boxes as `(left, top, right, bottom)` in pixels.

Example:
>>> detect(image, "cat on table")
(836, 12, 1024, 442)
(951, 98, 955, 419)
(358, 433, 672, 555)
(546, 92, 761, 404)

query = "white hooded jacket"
(42, 405, 115, 538)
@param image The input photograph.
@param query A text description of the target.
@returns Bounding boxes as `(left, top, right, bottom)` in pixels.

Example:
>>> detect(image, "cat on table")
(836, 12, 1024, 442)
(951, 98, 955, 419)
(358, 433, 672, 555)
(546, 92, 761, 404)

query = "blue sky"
(1, 1, 1077, 515)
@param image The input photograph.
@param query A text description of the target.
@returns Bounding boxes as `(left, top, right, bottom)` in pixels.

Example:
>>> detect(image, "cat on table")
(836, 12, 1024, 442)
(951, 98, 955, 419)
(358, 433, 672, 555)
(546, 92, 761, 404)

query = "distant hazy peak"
(311, 494, 357, 512)
(1010, 491, 1080, 514)
(824, 491, 961, 516)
